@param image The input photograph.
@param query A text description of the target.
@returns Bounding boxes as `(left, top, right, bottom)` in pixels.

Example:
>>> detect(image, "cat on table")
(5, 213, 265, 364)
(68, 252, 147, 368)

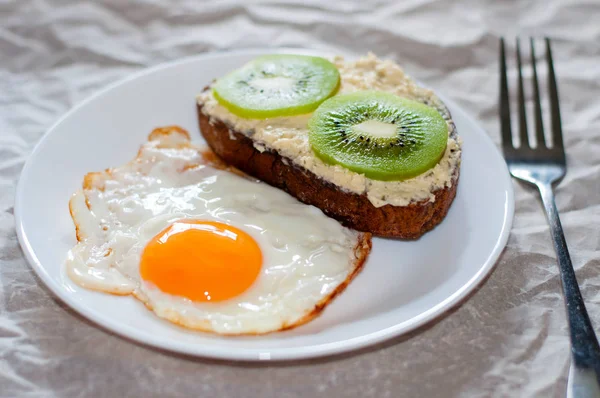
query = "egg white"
(66, 128, 369, 335)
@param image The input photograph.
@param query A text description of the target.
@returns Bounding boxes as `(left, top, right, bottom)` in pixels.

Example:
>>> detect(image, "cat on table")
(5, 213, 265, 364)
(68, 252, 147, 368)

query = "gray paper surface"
(1, 1, 599, 396)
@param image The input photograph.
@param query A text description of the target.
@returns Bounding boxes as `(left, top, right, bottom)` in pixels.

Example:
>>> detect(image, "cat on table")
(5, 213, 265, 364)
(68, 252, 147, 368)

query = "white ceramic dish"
(15, 49, 514, 361)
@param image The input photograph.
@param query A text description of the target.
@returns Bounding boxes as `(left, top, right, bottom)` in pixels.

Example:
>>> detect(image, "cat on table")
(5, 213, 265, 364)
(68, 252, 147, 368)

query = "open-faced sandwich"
(197, 53, 461, 238)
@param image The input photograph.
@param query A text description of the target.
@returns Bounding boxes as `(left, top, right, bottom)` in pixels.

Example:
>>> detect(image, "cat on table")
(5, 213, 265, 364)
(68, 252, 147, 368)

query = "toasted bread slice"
(196, 54, 461, 238)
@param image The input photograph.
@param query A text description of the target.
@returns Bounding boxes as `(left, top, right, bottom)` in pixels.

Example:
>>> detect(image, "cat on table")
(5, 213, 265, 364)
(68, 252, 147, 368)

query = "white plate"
(15, 49, 514, 361)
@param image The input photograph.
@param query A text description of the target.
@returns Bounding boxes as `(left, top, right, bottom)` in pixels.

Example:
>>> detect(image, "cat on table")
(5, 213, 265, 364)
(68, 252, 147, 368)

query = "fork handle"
(537, 182, 600, 395)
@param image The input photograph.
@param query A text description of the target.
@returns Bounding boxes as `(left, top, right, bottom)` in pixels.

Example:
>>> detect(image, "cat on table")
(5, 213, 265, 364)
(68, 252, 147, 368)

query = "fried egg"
(66, 126, 371, 335)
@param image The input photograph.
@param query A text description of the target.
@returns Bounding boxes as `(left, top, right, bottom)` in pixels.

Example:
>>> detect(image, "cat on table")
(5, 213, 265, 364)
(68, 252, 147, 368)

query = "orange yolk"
(140, 220, 262, 302)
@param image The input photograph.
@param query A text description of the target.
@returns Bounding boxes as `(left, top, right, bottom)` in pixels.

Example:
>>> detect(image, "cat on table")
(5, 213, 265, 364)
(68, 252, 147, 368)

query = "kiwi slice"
(308, 91, 448, 181)
(213, 55, 340, 119)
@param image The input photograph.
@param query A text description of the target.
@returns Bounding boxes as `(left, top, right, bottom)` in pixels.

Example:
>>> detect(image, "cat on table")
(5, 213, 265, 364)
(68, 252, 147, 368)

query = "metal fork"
(500, 38, 600, 397)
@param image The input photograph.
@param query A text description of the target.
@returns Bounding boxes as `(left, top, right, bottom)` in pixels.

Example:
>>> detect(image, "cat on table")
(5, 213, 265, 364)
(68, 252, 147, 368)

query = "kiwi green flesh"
(308, 91, 449, 181)
(213, 55, 340, 119)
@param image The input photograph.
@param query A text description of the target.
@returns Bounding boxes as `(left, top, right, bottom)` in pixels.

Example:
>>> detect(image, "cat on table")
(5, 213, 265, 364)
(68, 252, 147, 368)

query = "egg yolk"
(140, 220, 262, 302)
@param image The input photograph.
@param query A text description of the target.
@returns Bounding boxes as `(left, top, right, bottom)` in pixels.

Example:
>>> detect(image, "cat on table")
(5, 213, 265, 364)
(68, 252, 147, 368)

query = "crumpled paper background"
(1, 1, 599, 396)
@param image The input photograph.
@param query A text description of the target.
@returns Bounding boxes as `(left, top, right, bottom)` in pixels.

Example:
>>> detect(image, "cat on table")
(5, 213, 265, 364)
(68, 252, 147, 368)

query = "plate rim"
(14, 48, 515, 361)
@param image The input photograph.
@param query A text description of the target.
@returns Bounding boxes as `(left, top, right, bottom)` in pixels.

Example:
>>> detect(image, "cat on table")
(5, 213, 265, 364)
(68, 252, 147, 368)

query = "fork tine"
(516, 38, 530, 148)
(546, 38, 564, 149)
(499, 38, 513, 149)
(530, 39, 546, 148)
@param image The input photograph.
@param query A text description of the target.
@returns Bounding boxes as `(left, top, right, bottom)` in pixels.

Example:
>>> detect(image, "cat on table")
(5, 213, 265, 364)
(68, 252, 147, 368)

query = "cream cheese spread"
(197, 53, 462, 207)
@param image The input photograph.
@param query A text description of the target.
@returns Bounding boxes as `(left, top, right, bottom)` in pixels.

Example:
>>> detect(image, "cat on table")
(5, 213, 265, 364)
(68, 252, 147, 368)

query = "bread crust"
(197, 105, 459, 239)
